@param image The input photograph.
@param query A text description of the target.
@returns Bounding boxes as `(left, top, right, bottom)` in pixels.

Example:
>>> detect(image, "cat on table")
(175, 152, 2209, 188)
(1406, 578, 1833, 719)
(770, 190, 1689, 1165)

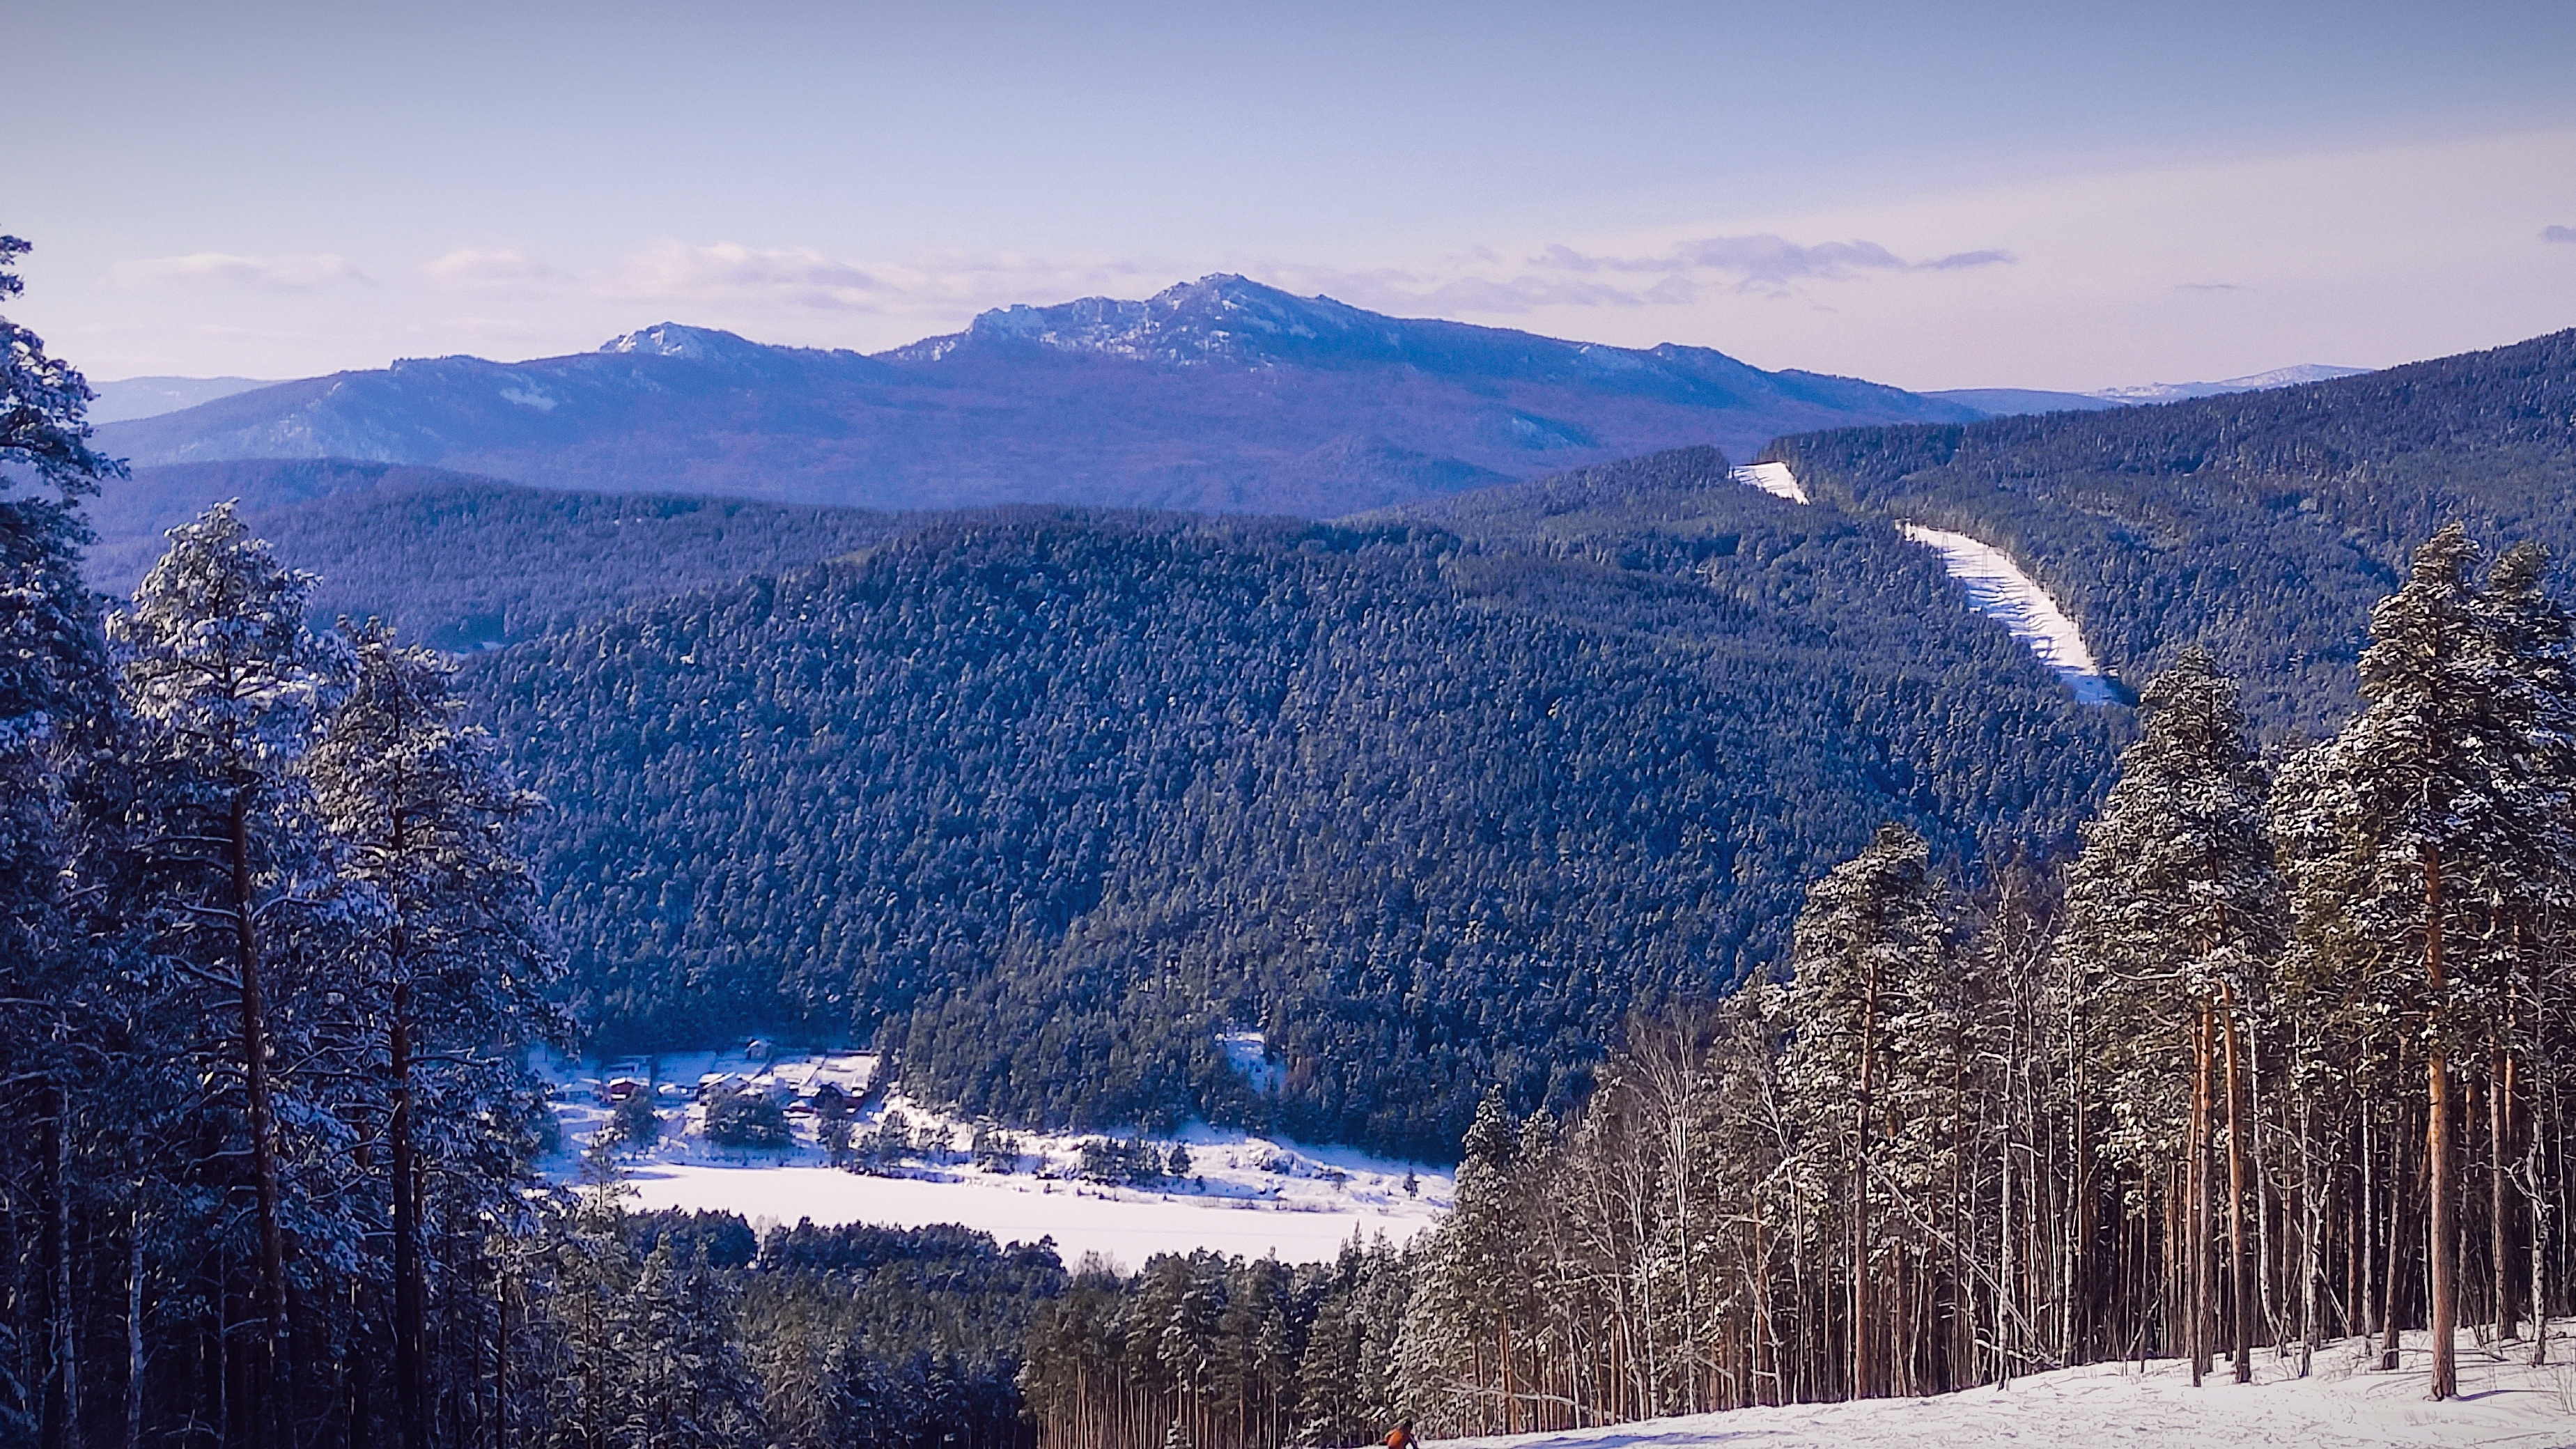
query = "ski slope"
(1896, 524, 2119, 704)
(537, 1046, 1451, 1267)
(1726, 463, 2114, 704)
(1730, 461, 1810, 504)
(1441, 1332, 2576, 1449)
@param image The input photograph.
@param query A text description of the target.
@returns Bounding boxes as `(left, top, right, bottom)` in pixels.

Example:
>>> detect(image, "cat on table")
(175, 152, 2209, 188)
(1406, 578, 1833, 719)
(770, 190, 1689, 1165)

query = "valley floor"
(1440, 1331, 2576, 1449)
(538, 1046, 1452, 1266)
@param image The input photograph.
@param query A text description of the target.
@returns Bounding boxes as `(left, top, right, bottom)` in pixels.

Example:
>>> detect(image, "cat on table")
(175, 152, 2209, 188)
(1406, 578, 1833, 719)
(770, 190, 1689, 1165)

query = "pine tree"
(2057, 646, 2279, 1384)
(0, 233, 119, 1446)
(2476, 543, 2576, 1361)
(2275, 525, 2559, 1398)
(308, 617, 558, 1446)
(109, 502, 346, 1424)
(620, 1241, 767, 1448)
(1774, 823, 1956, 1399)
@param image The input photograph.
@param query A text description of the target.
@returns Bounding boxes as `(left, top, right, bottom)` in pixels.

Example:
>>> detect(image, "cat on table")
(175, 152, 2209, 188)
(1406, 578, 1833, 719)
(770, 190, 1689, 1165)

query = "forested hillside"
(84, 460, 913, 645)
(1042, 527, 2576, 1446)
(1769, 327, 2576, 732)
(467, 461, 2124, 1156)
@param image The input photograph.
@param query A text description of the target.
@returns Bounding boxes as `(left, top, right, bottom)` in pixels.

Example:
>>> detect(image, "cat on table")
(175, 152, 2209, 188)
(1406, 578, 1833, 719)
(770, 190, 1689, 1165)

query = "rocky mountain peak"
(598, 322, 768, 362)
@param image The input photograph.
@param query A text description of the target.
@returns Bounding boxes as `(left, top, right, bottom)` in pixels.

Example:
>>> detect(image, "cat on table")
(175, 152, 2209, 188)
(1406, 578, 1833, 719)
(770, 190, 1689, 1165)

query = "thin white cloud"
(111, 251, 368, 291)
(1918, 248, 2016, 272)
(423, 246, 561, 289)
(1464, 233, 2014, 302)
(595, 240, 1167, 318)
(610, 240, 880, 308)
(1268, 233, 2012, 313)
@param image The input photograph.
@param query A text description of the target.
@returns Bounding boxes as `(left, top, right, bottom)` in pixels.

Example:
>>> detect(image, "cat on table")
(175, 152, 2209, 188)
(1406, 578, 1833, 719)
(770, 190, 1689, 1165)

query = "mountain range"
(85, 373, 274, 424)
(69, 319, 2576, 1154)
(1924, 363, 2371, 417)
(95, 275, 1983, 518)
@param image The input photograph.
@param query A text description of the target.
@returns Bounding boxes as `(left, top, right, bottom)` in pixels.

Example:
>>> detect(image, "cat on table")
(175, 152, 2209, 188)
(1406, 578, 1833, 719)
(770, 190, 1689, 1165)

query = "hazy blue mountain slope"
(1925, 387, 2125, 416)
(86, 460, 915, 646)
(461, 487, 2121, 1156)
(86, 374, 274, 424)
(1769, 327, 2576, 733)
(96, 275, 1978, 516)
(84, 458, 495, 587)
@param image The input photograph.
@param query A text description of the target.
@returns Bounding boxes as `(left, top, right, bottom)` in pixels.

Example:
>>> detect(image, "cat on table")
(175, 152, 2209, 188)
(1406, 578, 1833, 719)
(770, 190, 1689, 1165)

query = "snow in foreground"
(538, 1046, 1452, 1268)
(1896, 524, 2119, 704)
(1442, 1332, 2576, 1449)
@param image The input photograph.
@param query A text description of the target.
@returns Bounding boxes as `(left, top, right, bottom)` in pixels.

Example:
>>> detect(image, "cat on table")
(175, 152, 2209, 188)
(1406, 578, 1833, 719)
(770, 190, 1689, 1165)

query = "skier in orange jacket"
(1384, 1419, 1418, 1449)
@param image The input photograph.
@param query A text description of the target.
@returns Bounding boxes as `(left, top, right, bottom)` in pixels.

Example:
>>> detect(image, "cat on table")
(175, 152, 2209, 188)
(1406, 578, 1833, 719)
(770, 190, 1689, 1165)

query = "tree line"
(0, 238, 1032, 1448)
(923, 520, 2576, 1449)
(1384, 522, 2575, 1430)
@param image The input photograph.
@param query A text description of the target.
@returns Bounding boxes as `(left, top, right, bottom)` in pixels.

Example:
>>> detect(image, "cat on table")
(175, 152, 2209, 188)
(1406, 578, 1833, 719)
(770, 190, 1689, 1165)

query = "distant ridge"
(95, 274, 1979, 517)
(86, 375, 274, 424)
(1930, 363, 2373, 417)
(2088, 362, 2370, 403)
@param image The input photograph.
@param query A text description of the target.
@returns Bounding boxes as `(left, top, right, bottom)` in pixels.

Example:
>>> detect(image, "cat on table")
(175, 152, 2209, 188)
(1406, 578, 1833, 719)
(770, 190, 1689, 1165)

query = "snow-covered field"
(1445, 1331, 2576, 1449)
(536, 1045, 1452, 1267)
(1895, 524, 2119, 705)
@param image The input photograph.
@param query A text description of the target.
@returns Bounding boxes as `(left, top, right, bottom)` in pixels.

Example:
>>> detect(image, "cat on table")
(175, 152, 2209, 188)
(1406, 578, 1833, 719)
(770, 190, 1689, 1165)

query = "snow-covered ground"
(1730, 461, 1810, 504)
(536, 1045, 1452, 1267)
(1444, 1331, 2576, 1449)
(1895, 524, 2119, 705)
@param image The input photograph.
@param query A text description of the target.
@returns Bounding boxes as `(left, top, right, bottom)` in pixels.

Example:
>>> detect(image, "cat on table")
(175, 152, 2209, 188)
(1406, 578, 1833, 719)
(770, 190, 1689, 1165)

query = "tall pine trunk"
(50, 1083, 79, 1447)
(2494, 1046, 2515, 1342)
(392, 979, 426, 1449)
(1852, 963, 1879, 1400)
(2424, 846, 2457, 1400)
(2190, 1003, 2214, 1386)
(228, 789, 290, 1418)
(2221, 987, 2253, 1383)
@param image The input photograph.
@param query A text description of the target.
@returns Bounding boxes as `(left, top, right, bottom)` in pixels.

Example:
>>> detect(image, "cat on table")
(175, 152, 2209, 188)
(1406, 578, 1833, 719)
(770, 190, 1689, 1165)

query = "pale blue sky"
(10, 1, 2576, 389)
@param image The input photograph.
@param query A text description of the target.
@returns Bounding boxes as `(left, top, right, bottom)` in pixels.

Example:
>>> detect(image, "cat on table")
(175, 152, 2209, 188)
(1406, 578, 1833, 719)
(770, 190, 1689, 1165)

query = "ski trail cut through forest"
(1730, 460, 2114, 704)
(1895, 523, 2118, 703)
(1729, 461, 1809, 503)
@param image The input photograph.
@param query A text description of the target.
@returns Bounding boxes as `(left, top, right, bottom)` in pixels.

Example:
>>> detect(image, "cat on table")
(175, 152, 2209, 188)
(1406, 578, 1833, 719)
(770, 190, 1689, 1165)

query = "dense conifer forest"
(465, 464, 2121, 1156)
(1021, 525, 2576, 1446)
(11, 228, 2576, 1448)
(1768, 328, 2576, 733)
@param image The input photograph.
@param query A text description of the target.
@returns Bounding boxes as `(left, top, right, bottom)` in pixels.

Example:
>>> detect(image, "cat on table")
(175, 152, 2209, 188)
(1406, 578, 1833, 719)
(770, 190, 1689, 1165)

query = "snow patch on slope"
(1443, 1331, 2576, 1449)
(1729, 461, 1808, 504)
(538, 1046, 1450, 1266)
(1898, 524, 2118, 704)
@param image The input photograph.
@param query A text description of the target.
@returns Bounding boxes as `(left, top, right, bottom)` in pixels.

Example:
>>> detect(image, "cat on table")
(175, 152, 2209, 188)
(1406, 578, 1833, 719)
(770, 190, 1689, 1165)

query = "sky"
(8, 1, 2576, 392)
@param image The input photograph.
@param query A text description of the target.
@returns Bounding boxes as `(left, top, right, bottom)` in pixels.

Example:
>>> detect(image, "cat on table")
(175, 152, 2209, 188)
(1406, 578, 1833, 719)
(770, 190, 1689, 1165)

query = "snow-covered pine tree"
(1774, 823, 1957, 1400)
(0, 231, 121, 1448)
(108, 502, 346, 1424)
(0, 232, 114, 968)
(2466, 541, 2576, 1360)
(308, 617, 559, 1446)
(2274, 525, 2558, 1399)
(619, 1240, 767, 1448)
(2056, 646, 2279, 1384)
